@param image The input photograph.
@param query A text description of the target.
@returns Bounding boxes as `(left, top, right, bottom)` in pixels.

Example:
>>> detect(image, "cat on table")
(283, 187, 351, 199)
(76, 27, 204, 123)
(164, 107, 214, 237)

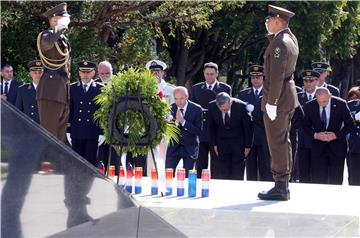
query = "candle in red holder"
(165, 168, 173, 196)
(151, 169, 158, 195)
(134, 167, 143, 194)
(119, 166, 125, 188)
(108, 165, 115, 179)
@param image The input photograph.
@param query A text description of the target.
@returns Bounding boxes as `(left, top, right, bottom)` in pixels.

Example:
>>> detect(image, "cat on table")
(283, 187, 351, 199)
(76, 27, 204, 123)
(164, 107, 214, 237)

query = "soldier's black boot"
(258, 181, 290, 201)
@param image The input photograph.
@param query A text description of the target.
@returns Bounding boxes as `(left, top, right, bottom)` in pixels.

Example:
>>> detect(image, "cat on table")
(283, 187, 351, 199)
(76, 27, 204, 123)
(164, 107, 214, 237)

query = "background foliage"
(1, 1, 359, 96)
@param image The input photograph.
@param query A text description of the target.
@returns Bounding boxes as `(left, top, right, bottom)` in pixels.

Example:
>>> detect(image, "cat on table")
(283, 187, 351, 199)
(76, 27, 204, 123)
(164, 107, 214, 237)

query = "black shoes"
(258, 181, 290, 201)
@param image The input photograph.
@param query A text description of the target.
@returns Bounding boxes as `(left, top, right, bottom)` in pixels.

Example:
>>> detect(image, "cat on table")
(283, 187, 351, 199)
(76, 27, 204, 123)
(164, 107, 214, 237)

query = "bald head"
(173, 86, 188, 108)
(315, 87, 331, 107)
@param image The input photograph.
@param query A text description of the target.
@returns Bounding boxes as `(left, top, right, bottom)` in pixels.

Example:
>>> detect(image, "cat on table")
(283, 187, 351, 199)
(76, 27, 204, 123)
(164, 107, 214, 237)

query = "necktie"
(4, 82, 9, 95)
(224, 112, 231, 128)
(208, 85, 212, 90)
(83, 84, 88, 93)
(255, 89, 259, 99)
(308, 94, 312, 101)
(179, 108, 184, 116)
(321, 107, 327, 128)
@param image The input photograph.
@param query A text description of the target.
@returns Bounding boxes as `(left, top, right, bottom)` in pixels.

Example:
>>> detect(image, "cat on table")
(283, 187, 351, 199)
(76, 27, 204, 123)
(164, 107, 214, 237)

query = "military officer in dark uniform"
(238, 64, 272, 181)
(67, 61, 103, 167)
(1, 64, 21, 105)
(303, 87, 354, 185)
(190, 62, 232, 178)
(258, 5, 299, 201)
(37, 3, 71, 141)
(297, 70, 319, 183)
(312, 62, 340, 97)
(346, 87, 360, 185)
(15, 60, 44, 123)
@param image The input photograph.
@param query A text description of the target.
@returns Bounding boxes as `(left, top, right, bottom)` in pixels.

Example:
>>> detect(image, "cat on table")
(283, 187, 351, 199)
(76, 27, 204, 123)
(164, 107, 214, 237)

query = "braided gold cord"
(37, 32, 69, 70)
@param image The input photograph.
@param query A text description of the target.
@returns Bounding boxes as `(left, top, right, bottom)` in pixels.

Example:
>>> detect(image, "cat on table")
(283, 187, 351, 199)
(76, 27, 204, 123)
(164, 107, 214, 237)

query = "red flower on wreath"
(157, 91, 164, 99)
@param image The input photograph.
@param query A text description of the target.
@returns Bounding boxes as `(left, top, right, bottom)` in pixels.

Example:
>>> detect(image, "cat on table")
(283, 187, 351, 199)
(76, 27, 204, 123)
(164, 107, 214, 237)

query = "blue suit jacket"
(166, 101, 203, 160)
(1, 79, 21, 105)
(69, 81, 103, 140)
(15, 83, 39, 123)
(238, 87, 263, 146)
(190, 81, 231, 142)
(303, 96, 354, 158)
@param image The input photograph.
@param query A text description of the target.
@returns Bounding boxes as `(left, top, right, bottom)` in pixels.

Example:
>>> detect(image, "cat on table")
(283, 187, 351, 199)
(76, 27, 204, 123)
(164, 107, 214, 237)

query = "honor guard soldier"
(190, 62, 232, 178)
(15, 60, 44, 123)
(296, 70, 320, 183)
(311, 62, 340, 97)
(346, 87, 360, 185)
(238, 65, 272, 181)
(37, 3, 71, 141)
(67, 61, 103, 167)
(1, 64, 21, 105)
(258, 5, 299, 201)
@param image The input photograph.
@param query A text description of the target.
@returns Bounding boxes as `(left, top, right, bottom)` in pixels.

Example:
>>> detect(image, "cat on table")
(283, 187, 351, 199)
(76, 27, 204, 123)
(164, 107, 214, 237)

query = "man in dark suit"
(166, 87, 203, 175)
(207, 92, 253, 180)
(190, 62, 232, 178)
(1, 64, 21, 105)
(296, 70, 319, 183)
(312, 62, 340, 97)
(259, 5, 299, 201)
(37, 3, 71, 141)
(238, 65, 272, 181)
(303, 87, 354, 184)
(67, 61, 103, 167)
(15, 60, 44, 123)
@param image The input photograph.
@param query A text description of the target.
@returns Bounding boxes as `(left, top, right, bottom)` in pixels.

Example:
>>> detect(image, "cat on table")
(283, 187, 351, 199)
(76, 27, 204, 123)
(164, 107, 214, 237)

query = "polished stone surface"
(133, 178, 360, 237)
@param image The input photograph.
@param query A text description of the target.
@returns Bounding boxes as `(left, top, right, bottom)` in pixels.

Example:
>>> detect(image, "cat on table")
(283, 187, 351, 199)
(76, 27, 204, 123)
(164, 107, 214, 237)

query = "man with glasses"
(15, 60, 44, 123)
(258, 5, 299, 201)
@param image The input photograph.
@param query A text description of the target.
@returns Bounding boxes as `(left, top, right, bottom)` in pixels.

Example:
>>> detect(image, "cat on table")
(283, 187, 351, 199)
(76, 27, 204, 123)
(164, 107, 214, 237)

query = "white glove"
(98, 135, 106, 146)
(355, 111, 360, 121)
(246, 104, 254, 118)
(66, 133, 72, 145)
(265, 103, 277, 121)
(58, 16, 70, 28)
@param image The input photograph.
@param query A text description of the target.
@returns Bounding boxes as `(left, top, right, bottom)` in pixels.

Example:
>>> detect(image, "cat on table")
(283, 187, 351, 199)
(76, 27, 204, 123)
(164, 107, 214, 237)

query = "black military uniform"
(190, 79, 231, 178)
(296, 70, 320, 183)
(347, 99, 360, 185)
(68, 61, 102, 167)
(15, 60, 43, 123)
(312, 62, 340, 97)
(238, 65, 272, 181)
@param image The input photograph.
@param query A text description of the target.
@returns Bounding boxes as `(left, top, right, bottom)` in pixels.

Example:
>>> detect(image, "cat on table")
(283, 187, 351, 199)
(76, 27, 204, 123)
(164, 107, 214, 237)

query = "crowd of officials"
(1, 59, 359, 186)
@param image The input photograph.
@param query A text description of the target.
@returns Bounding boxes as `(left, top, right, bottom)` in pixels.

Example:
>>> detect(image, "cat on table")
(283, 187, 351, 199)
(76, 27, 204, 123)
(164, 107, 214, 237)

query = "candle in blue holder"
(188, 170, 197, 197)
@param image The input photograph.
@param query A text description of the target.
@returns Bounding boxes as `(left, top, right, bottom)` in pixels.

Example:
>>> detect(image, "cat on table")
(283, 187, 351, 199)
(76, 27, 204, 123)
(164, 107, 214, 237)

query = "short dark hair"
(1, 64, 12, 71)
(204, 62, 218, 72)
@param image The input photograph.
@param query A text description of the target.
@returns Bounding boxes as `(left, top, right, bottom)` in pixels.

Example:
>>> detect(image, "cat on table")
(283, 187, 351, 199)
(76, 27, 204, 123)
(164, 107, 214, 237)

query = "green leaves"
(94, 68, 179, 156)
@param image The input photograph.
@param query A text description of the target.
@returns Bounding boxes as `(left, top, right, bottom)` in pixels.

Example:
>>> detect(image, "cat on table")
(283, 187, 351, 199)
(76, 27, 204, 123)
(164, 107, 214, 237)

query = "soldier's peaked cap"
(249, 64, 264, 76)
(145, 60, 167, 71)
(311, 62, 330, 73)
(266, 5, 295, 22)
(78, 61, 97, 72)
(41, 3, 70, 19)
(301, 70, 320, 80)
(27, 60, 43, 71)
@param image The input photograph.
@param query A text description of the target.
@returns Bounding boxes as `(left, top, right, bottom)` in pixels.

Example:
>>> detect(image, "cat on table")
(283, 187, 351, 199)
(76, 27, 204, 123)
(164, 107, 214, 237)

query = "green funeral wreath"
(94, 68, 179, 156)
